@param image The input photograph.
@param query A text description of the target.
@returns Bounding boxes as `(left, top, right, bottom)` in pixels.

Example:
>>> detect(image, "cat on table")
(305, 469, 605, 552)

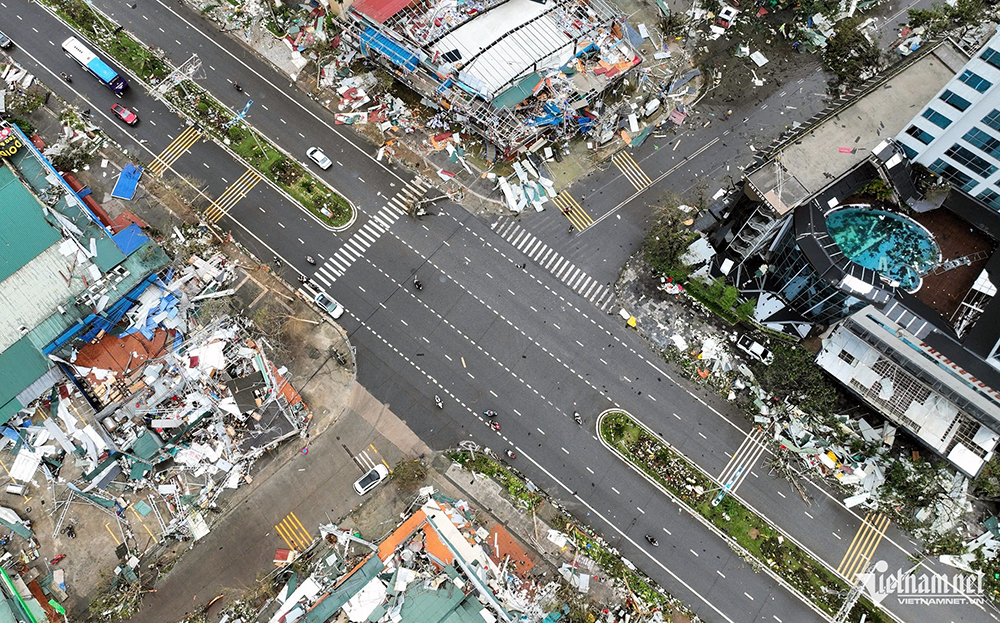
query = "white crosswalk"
(308, 177, 430, 288)
(491, 218, 615, 311)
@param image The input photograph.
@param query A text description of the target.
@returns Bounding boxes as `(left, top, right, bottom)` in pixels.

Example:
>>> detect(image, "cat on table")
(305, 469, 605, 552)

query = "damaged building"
(264, 493, 573, 623)
(344, 0, 643, 158)
(0, 120, 310, 559)
(703, 41, 1000, 476)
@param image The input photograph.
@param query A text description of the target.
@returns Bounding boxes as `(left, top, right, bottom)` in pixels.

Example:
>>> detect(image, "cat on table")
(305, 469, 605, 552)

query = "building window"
(959, 70, 993, 93)
(978, 188, 1000, 211)
(983, 48, 1000, 69)
(941, 89, 972, 111)
(944, 143, 998, 178)
(900, 142, 918, 159)
(964, 127, 1000, 159)
(929, 158, 977, 192)
(922, 108, 952, 129)
(838, 350, 856, 365)
(985, 109, 1000, 132)
(905, 125, 935, 144)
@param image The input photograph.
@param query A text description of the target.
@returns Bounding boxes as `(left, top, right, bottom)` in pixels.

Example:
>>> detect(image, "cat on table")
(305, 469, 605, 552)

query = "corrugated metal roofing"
(0, 166, 61, 283)
(0, 337, 50, 427)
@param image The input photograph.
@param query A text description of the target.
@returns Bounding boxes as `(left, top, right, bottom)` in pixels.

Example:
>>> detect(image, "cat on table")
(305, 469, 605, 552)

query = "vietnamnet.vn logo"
(858, 560, 986, 606)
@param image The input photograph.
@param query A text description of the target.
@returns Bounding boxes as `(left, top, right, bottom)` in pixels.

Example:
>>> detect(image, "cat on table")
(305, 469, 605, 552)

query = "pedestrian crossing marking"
(204, 169, 261, 223)
(275, 511, 312, 551)
(491, 218, 615, 311)
(837, 512, 890, 582)
(612, 151, 652, 191)
(148, 126, 201, 177)
(551, 191, 594, 231)
(714, 427, 769, 502)
(306, 177, 428, 286)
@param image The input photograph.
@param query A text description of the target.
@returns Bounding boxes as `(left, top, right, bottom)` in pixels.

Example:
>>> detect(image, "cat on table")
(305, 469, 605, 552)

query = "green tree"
(720, 285, 740, 311)
(750, 344, 839, 416)
(642, 207, 693, 274)
(909, 0, 1000, 37)
(736, 298, 756, 322)
(974, 454, 1000, 500)
(822, 17, 884, 88)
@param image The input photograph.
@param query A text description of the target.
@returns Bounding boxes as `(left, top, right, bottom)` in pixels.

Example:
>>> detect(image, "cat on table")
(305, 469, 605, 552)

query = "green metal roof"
(491, 73, 542, 110)
(0, 337, 50, 426)
(397, 582, 487, 623)
(0, 166, 61, 283)
(129, 430, 162, 461)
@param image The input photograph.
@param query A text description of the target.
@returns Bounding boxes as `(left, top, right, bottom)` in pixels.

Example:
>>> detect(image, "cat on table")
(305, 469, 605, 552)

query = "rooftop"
(745, 40, 967, 215)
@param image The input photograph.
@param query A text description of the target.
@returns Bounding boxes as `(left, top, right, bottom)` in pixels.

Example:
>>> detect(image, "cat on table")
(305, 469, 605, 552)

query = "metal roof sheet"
(0, 166, 61, 283)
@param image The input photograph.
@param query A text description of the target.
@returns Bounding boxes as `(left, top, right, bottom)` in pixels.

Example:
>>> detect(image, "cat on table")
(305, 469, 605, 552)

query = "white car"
(353, 464, 389, 495)
(306, 147, 332, 170)
(736, 334, 774, 365)
(315, 292, 344, 319)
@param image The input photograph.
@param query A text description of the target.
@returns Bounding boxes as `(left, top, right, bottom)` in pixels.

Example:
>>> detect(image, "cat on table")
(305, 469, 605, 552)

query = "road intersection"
(2, 2, 994, 621)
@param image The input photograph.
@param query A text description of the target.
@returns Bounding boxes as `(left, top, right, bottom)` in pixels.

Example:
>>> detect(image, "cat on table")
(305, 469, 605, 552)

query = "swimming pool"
(825, 206, 941, 292)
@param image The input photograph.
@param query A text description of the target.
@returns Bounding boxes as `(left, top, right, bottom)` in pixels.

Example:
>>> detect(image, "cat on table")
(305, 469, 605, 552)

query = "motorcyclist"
(484, 410, 497, 417)
(434, 395, 443, 409)
(306, 255, 316, 265)
(505, 449, 516, 459)
(413, 277, 423, 290)
(234, 82, 242, 91)
(573, 411, 583, 425)
(645, 535, 658, 547)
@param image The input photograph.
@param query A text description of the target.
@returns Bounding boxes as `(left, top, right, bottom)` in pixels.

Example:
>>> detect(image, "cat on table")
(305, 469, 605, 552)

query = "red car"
(110, 103, 138, 126)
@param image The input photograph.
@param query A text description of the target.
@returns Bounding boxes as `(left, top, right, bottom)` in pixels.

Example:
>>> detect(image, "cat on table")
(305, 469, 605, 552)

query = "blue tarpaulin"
(112, 163, 143, 200)
(112, 223, 150, 256)
(359, 27, 418, 72)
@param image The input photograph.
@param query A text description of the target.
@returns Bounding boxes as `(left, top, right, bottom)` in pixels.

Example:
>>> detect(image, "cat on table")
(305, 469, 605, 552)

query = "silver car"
(306, 147, 332, 170)
(315, 292, 344, 319)
(0, 31, 13, 49)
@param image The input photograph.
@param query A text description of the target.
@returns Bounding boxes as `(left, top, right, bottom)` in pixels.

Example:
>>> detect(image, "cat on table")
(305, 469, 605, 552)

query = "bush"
(228, 126, 244, 141)
(196, 101, 209, 114)
(11, 118, 36, 137)
(269, 157, 303, 186)
(750, 344, 840, 417)
(391, 458, 426, 492)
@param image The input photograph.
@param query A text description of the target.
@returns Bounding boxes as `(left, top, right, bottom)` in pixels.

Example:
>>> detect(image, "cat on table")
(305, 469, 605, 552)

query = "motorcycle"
(306, 256, 316, 265)
(645, 535, 658, 547)
(484, 410, 498, 418)
(234, 82, 243, 92)
(413, 278, 423, 291)
(490, 421, 501, 432)
(60, 72, 72, 83)
(50, 555, 66, 565)
(505, 449, 516, 459)
(64, 526, 76, 539)
(434, 395, 443, 409)
(573, 411, 583, 425)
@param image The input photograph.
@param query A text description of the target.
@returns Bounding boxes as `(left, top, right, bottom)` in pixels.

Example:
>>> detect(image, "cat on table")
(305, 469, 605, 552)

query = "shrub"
(196, 101, 209, 114)
(228, 126, 243, 141)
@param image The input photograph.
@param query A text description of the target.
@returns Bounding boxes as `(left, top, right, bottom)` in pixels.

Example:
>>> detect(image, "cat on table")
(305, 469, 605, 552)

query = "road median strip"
(597, 409, 892, 623)
(41, 0, 356, 231)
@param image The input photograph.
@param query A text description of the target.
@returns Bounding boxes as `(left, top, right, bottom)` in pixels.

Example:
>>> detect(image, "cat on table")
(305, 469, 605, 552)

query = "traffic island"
(598, 410, 889, 623)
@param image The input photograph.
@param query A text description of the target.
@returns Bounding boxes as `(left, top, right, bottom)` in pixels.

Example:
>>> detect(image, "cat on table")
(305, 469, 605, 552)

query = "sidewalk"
(128, 382, 430, 623)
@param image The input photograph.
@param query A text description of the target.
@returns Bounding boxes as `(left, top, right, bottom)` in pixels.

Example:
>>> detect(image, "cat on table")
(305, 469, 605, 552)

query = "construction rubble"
(258, 489, 667, 623)
(0, 252, 310, 582)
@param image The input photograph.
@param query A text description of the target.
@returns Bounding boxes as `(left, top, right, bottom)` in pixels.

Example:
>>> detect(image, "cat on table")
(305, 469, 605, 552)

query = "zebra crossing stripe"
(540, 248, 553, 264)
(584, 281, 598, 299)
(557, 263, 571, 279)
(578, 275, 592, 292)
(546, 254, 559, 270)
(330, 256, 350, 273)
(318, 266, 339, 282)
(566, 268, 580, 284)
(349, 239, 367, 254)
(312, 271, 332, 287)
(357, 229, 377, 244)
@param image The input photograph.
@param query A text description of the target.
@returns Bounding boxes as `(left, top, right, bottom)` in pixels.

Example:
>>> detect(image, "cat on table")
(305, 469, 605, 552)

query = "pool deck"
(910, 207, 995, 320)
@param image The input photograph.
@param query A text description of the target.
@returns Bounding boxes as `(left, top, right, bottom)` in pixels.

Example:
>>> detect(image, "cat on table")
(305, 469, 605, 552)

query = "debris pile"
(2, 254, 309, 549)
(266, 493, 579, 623)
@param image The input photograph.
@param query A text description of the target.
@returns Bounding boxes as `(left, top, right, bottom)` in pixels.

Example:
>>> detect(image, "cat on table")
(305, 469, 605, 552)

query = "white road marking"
(586, 467, 594, 474)
(744, 593, 754, 601)
(611, 487, 620, 494)
(690, 549, 699, 557)
(717, 570, 726, 578)
(537, 428, 545, 435)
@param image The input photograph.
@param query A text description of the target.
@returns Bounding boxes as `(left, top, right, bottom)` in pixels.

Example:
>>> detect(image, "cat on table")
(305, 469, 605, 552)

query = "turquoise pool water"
(825, 207, 940, 291)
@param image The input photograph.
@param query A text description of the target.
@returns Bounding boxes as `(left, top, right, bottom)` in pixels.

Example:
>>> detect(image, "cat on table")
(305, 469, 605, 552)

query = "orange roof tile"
(378, 509, 426, 562)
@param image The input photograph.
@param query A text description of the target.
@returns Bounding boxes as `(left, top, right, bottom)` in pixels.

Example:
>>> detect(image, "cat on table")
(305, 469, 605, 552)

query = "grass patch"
(170, 84, 353, 228)
(449, 452, 544, 511)
(601, 411, 888, 622)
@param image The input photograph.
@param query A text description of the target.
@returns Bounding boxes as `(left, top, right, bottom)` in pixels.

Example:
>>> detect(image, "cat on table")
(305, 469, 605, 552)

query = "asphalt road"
(3, 2, 996, 621)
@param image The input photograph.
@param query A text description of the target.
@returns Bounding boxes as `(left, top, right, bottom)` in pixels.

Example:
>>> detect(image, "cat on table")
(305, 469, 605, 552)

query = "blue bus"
(61, 36, 127, 96)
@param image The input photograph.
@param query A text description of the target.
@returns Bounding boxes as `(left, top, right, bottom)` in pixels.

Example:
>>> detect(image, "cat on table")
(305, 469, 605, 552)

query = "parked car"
(110, 103, 138, 126)
(306, 147, 332, 170)
(0, 31, 12, 49)
(735, 334, 774, 365)
(353, 464, 389, 495)
(315, 291, 344, 320)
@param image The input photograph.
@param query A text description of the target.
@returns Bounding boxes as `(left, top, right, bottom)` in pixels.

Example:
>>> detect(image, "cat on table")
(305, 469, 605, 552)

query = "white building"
(895, 29, 1000, 209)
